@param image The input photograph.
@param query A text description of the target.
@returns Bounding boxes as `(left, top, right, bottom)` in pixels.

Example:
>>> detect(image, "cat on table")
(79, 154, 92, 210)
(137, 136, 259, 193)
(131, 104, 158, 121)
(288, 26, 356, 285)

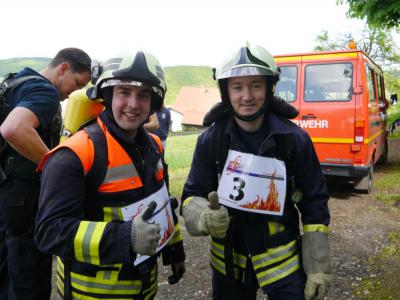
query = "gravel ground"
(51, 139, 400, 299)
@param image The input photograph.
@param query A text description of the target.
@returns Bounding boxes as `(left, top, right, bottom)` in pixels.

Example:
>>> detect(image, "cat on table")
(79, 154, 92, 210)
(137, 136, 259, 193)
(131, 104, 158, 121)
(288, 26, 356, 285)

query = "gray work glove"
(168, 261, 186, 285)
(131, 201, 161, 256)
(302, 230, 332, 300)
(182, 191, 230, 239)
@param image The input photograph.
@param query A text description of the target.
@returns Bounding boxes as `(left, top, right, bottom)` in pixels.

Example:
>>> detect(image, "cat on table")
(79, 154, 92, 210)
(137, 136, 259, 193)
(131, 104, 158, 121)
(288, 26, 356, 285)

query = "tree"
(314, 25, 400, 67)
(338, 0, 400, 29)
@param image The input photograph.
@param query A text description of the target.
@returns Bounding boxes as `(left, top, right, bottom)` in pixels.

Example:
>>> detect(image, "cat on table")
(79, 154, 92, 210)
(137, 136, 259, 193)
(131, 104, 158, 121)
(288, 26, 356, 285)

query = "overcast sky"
(2, 0, 374, 67)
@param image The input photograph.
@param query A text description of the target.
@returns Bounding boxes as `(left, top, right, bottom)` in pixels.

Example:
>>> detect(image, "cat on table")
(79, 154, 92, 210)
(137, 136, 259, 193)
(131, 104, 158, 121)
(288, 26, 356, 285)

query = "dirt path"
(155, 138, 400, 300)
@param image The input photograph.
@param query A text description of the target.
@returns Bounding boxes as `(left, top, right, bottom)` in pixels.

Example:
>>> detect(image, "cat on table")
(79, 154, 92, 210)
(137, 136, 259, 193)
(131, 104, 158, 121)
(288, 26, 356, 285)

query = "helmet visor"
(101, 79, 163, 98)
(217, 65, 276, 80)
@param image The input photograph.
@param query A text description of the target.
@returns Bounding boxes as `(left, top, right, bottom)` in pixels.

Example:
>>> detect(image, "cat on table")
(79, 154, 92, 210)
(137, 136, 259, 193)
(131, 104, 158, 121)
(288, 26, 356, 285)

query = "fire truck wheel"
(376, 141, 388, 164)
(353, 164, 373, 194)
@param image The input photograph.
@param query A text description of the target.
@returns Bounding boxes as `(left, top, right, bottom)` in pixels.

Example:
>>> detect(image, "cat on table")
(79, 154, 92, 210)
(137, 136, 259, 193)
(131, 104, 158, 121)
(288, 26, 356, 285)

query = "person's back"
(2, 67, 61, 183)
(0, 47, 91, 300)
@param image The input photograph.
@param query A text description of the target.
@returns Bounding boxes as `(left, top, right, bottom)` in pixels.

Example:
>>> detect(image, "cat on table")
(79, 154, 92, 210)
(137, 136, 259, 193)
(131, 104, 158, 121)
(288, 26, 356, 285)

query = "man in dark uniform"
(181, 42, 331, 300)
(152, 106, 171, 149)
(0, 47, 91, 299)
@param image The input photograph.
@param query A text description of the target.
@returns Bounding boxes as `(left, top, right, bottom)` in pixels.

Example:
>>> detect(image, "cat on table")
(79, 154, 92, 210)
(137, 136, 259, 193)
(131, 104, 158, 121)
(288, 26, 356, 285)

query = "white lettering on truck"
(292, 120, 329, 128)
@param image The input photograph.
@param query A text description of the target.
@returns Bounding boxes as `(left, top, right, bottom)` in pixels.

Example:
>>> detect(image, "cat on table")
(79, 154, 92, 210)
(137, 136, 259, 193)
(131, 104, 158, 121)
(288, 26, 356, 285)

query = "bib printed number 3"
(218, 150, 287, 216)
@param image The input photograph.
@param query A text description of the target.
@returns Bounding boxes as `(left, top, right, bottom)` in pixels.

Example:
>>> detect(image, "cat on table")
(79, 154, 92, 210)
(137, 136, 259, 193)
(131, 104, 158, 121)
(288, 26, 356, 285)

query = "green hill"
(0, 57, 50, 77)
(0, 58, 216, 106)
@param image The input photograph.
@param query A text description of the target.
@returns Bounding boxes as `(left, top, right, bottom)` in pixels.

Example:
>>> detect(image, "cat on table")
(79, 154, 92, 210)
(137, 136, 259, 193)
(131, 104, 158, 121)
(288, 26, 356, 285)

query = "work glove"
(168, 261, 186, 285)
(131, 201, 161, 256)
(202, 97, 299, 126)
(182, 191, 230, 239)
(302, 230, 332, 300)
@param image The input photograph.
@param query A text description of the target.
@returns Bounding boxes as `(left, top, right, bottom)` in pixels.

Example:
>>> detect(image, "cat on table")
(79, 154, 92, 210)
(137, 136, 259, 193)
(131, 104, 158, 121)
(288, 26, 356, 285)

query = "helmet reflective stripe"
(101, 79, 150, 89)
(218, 65, 276, 80)
(102, 58, 123, 73)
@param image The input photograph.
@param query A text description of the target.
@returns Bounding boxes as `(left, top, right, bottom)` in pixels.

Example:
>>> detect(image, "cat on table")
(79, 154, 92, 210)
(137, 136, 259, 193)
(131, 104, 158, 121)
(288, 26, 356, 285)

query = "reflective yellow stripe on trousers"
(56, 257, 143, 297)
(168, 224, 183, 245)
(256, 254, 300, 287)
(74, 221, 107, 264)
(210, 239, 300, 287)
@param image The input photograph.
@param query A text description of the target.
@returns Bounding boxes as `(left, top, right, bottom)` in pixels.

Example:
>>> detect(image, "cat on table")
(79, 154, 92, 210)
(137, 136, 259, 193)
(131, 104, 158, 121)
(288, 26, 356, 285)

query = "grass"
(352, 137, 400, 298)
(355, 232, 400, 299)
(165, 134, 199, 199)
(375, 143, 400, 203)
(388, 104, 400, 125)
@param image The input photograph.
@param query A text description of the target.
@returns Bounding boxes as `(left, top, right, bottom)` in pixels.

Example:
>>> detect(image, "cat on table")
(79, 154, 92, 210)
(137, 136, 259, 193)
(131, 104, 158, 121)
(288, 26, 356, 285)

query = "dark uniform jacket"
(35, 113, 184, 299)
(182, 111, 329, 291)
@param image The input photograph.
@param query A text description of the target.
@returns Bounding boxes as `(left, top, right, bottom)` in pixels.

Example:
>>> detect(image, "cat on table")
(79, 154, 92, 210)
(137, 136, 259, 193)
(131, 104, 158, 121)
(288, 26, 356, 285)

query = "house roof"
(172, 86, 220, 126)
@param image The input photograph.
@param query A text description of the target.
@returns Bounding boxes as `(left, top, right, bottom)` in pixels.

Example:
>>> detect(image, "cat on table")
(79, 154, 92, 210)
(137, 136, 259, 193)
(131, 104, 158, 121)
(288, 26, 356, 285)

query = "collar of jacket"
(225, 111, 295, 138)
(99, 110, 159, 155)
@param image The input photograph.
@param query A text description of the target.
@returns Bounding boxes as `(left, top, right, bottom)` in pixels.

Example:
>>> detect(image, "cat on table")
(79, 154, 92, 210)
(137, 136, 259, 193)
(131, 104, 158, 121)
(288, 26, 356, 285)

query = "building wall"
(170, 110, 183, 132)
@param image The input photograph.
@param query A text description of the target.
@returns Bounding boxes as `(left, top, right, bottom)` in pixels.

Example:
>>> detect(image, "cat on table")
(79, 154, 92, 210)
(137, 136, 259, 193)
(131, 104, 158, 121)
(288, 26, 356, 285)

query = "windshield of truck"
(304, 63, 353, 102)
(274, 66, 297, 102)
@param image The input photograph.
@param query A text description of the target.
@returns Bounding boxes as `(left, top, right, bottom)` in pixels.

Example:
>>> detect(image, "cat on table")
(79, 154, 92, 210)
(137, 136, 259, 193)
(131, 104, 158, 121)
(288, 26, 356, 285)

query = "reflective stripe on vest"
(149, 133, 164, 182)
(41, 118, 165, 194)
(98, 118, 143, 192)
(210, 238, 300, 287)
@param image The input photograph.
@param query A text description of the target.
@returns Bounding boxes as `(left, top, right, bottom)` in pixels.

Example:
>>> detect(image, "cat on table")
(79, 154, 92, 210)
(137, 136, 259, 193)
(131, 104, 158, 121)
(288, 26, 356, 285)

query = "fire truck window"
(366, 66, 377, 103)
(274, 66, 297, 102)
(305, 63, 353, 102)
(377, 73, 385, 104)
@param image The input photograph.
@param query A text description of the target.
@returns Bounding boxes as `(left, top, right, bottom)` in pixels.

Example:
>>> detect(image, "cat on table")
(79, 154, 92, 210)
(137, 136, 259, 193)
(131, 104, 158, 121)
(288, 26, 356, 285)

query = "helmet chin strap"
(232, 100, 268, 122)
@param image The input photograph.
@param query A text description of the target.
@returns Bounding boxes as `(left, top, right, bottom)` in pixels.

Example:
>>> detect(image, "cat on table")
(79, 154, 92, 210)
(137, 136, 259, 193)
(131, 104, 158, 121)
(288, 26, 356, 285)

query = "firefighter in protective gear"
(35, 50, 185, 299)
(181, 42, 331, 300)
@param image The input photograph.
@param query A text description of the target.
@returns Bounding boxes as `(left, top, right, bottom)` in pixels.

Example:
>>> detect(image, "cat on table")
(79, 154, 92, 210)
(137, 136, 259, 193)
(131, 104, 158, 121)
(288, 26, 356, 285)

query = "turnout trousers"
(0, 181, 52, 300)
(212, 267, 306, 300)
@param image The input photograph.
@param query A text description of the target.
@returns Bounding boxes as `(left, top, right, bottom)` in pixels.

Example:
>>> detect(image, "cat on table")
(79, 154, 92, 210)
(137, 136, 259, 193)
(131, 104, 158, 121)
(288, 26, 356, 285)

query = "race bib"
(121, 183, 175, 266)
(217, 150, 286, 216)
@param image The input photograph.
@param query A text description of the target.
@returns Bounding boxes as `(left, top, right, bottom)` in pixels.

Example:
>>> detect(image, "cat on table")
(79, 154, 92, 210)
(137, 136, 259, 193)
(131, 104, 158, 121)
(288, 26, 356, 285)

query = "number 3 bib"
(217, 150, 287, 216)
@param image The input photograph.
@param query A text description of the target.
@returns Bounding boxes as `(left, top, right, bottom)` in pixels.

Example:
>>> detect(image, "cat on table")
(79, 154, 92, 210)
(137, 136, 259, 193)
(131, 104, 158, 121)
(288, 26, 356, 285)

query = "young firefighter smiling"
(35, 50, 185, 299)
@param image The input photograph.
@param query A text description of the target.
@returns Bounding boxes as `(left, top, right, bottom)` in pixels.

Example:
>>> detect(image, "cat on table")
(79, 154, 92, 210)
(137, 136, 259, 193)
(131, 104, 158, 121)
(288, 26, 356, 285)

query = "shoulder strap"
(275, 134, 297, 178)
(209, 117, 230, 178)
(148, 132, 163, 153)
(0, 74, 44, 120)
(0, 74, 46, 164)
(0, 73, 44, 97)
(83, 122, 108, 192)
